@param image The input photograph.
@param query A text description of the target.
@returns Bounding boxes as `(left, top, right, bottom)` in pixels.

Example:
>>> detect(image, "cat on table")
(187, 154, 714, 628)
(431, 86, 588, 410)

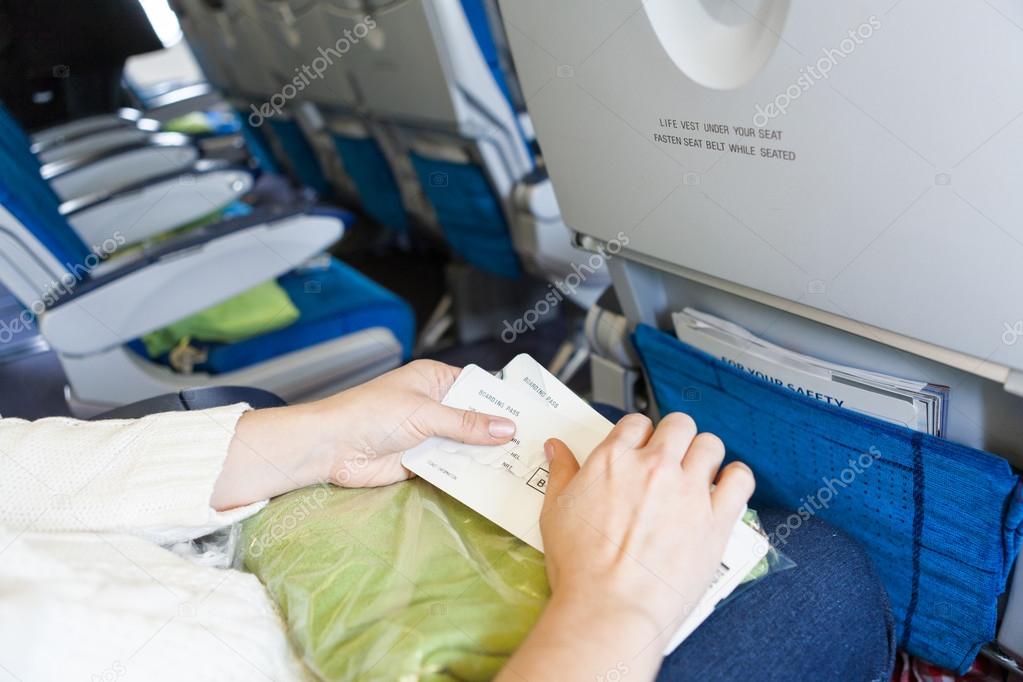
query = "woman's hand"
(211, 360, 516, 509)
(498, 413, 754, 682)
(311, 359, 518, 487)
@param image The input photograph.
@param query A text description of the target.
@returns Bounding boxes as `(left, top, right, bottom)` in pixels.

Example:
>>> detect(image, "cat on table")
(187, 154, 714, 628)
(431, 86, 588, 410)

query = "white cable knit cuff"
(121, 403, 267, 544)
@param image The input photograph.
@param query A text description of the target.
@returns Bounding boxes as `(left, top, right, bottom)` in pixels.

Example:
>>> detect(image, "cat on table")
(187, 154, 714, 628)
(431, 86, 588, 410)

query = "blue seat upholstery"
(0, 141, 92, 274)
(0, 109, 415, 377)
(236, 108, 281, 174)
(460, 0, 518, 124)
(266, 118, 330, 195)
(397, 1, 529, 279)
(131, 257, 415, 374)
(0, 101, 50, 173)
(331, 133, 409, 233)
(410, 152, 522, 279)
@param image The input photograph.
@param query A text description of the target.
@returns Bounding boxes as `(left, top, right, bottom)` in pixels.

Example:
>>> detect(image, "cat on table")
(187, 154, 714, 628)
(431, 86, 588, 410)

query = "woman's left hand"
(311, 359, 518, 487)
(212, 360, 517, 509)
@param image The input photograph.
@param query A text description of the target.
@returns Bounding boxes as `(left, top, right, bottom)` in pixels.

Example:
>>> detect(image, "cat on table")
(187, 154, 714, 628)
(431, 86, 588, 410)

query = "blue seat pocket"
(632, 323, 1023, 674)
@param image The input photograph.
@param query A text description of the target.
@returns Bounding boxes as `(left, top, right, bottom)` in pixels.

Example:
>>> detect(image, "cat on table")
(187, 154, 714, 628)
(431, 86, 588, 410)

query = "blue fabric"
(0, 101, 43, 173)
(409, 153, 521, 278)
(266, 118, 329, 195)
(0, 140, 93, 273)
(331, 133, 409, 233)
(236, 109, 281, 174)
(0, 100, 32, 150)
(459, 0, 515, 116)
(458, 0, 534, 165)
(657, 508, 895, 680)
(632, 324, 1023, 673)
(133, 257, 415, 374)
(219, 201, 254, 220)
(206, 110, 242, 136)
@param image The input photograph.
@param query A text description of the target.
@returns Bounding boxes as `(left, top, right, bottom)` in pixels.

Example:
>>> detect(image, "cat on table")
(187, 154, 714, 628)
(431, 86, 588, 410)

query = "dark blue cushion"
(632, 323, 1023, 673)
(133, 257, 415, 374)
(410, 152, 522, 278)
(332, 133, 409, 233)
(266, 118, 329, 195)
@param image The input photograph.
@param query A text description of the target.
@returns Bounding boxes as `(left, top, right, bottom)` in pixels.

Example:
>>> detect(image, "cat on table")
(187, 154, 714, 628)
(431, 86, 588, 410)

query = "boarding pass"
(401, 354, 769, 654)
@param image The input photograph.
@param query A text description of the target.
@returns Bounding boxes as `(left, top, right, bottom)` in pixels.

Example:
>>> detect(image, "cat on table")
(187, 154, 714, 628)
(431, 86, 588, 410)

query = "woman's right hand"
(498, 413, 755, 682)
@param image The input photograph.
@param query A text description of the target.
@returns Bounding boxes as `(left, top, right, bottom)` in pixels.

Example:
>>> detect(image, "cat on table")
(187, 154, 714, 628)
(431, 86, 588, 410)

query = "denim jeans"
(655, 509, 896, 682)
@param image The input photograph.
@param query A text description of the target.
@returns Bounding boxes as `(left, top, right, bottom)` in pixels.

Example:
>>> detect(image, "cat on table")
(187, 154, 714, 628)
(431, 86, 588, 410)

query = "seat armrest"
(47, 140, 201, 202)
(41, 207, 347, 356)
(29, 109, 152, 151)
(61, 162, 255, 248)
(93, 386, 286, 419)
(509, 170, 611, 306)
(143, 83, 221, 122)
(59, 159, 245, 217)
(513, 168, 561, 221)
(39, 132, 195, 181)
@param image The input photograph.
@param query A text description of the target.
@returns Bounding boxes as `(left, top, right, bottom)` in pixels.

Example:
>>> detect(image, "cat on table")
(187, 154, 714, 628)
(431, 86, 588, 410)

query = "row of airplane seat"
(0, 0, 603, 416)
(0, 94, 417, 413)
(173, 0, 606, 290)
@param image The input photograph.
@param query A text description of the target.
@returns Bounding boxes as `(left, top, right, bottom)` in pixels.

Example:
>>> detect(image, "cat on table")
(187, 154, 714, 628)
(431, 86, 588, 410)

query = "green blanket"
(242, 482, 773, 681)
(141, 280, 299, 358)
(241, 480, 549, 681)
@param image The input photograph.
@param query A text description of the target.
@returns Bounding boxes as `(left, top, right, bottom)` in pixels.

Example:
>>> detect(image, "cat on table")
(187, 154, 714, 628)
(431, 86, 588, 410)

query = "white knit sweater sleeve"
(0, 403, 267, 544)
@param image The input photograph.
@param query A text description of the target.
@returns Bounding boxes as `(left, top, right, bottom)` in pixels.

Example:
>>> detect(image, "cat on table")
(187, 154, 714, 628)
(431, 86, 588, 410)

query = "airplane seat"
(170, 0, 238, 97)
(124, 252, 415, 375)
(349, 0, 609, 300)
(24, 96, 224, 159)
(0, 99, 253, 246)
(0, 95, 250, 223)
(235, 113, 283, 175)
(408, 141, 522, 278)
(242, 0, 416, 233)
(182, 0, 414, 217)
(0, 132, 414, 415)
(263, 116, 331, 194)
(174, 0, 310, 181)
(500, 0, 1023, 673)
(0, 97, 207, 199)
(209, 0, 331, 194)
(329, 119, 412, 234)
(326, 0, 529, 278)
(172, 0, 276, 165)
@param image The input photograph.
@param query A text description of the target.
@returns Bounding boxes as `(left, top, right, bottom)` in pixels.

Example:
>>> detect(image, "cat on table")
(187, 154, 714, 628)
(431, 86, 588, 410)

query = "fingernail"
(544, 440, 555, 461)
(488, 419, 515, 438)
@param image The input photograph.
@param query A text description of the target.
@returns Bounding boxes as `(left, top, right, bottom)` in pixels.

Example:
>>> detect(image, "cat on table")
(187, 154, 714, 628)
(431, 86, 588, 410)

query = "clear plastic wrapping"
(241, 480, 793, 681)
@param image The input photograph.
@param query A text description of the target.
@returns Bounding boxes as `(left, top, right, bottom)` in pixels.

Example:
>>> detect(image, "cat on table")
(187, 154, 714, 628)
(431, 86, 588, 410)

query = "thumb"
(419, 402, 517, 445)
(541, 438, 580, 516)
